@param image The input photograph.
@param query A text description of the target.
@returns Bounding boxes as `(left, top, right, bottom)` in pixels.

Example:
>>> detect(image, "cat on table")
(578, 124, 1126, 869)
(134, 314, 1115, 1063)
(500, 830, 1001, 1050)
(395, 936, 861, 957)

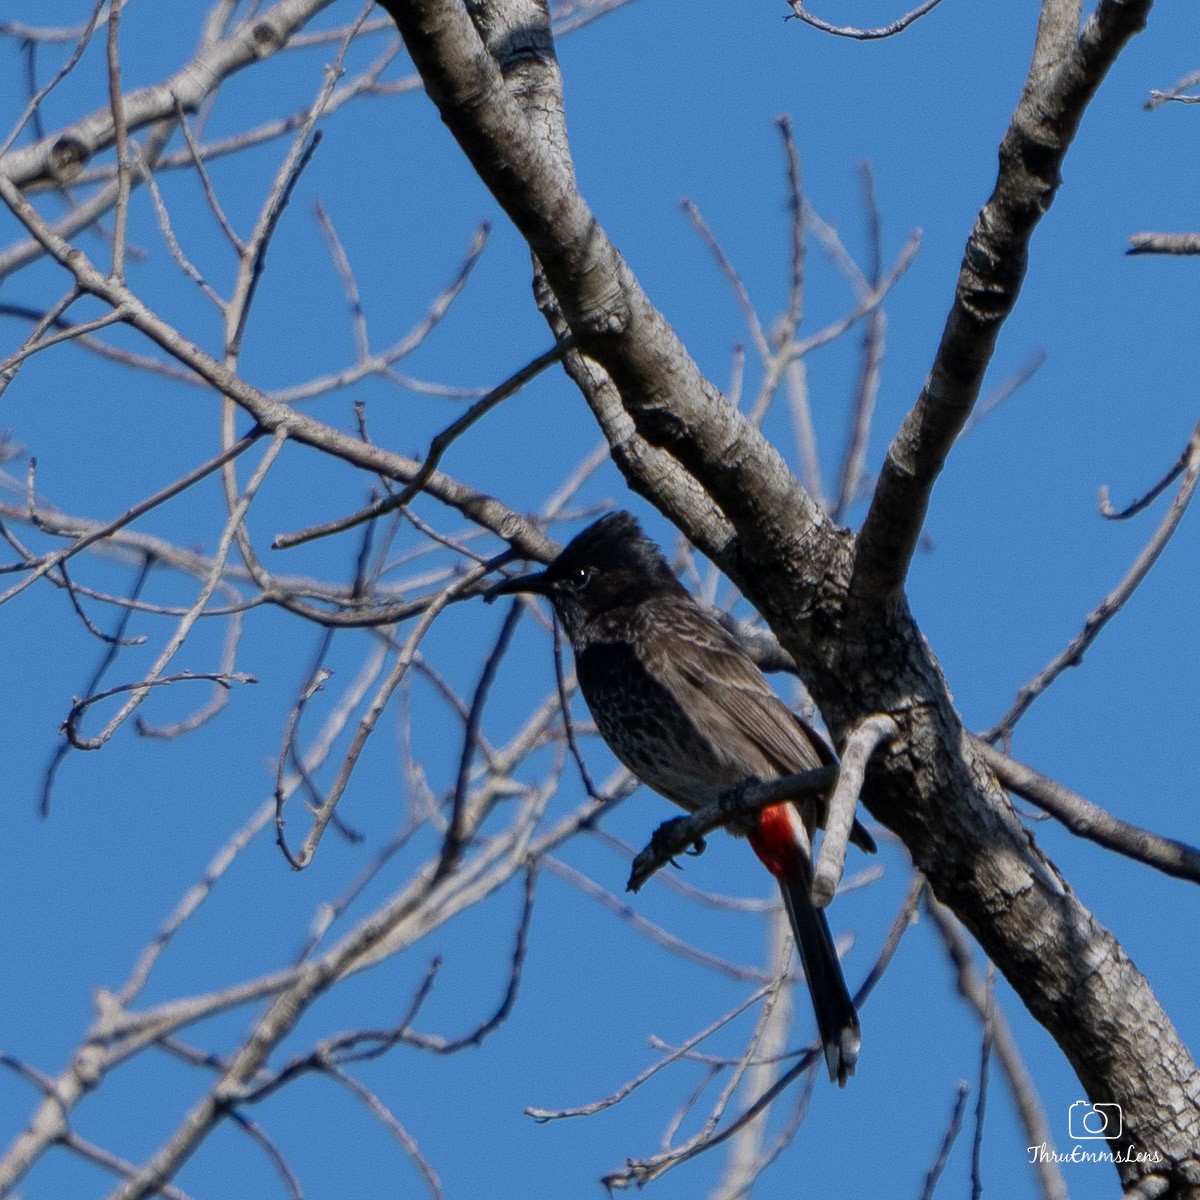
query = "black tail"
(778, 870, 860, 1086)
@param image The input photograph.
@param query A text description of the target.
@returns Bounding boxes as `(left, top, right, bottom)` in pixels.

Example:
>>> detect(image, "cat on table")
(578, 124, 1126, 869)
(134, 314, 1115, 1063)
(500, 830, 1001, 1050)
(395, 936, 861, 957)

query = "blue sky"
(1, 1, 1198, 1197)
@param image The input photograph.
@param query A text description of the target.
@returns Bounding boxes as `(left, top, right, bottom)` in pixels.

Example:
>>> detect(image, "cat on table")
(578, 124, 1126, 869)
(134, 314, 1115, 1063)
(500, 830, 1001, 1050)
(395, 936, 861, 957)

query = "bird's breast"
(574, 638, 729, 810)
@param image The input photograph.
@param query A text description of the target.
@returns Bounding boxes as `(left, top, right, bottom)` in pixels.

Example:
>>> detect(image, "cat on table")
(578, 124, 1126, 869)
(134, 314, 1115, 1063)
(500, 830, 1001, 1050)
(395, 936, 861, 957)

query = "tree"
(1, 1, 1197, 1197)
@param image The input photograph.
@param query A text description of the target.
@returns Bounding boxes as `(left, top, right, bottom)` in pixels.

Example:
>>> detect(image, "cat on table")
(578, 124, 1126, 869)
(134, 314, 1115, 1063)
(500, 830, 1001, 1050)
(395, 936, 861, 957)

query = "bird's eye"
(569, 565, 594, 590)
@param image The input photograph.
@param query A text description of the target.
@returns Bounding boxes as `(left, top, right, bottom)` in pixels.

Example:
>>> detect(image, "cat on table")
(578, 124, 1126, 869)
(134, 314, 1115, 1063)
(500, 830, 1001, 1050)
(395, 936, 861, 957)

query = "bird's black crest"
(547, 511, 679, 590)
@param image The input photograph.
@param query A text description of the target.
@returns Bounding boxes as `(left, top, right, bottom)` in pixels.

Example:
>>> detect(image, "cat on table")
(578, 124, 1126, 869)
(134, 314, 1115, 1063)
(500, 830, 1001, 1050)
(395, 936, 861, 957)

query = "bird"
(489, 511, 874, 1085)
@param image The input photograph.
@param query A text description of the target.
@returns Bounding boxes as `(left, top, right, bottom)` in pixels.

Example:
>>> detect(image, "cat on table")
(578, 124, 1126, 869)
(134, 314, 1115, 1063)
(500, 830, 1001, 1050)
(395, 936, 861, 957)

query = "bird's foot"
(719, 777, 764, 837)
(627, 816, 706, 893)
(650, 815, 706, 866)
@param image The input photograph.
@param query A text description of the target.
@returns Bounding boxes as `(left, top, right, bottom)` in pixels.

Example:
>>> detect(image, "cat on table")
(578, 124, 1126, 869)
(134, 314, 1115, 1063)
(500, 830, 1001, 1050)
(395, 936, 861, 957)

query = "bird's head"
(487, 511, 685, 641)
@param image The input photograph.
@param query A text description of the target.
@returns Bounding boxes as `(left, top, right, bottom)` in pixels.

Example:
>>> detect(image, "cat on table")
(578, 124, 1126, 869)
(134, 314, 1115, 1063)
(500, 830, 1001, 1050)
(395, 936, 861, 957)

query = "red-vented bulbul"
(490, 511, 874, 1084)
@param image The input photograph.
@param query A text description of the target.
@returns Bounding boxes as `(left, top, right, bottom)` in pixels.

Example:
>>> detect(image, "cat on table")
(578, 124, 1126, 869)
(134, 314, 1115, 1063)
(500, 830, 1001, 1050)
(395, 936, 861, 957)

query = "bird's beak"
(484, 569, 549, 603)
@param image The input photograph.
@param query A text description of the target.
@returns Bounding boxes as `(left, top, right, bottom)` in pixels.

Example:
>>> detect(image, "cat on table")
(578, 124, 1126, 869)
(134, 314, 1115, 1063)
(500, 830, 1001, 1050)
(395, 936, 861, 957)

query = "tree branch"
(376, 4, 1200, 1191)
(786, 0, 947, 41)
(0, 0, 338, 191)
(851, 0, 1151, 610)
(974, 739, 1200, 886)
(812, 713, 897, 906)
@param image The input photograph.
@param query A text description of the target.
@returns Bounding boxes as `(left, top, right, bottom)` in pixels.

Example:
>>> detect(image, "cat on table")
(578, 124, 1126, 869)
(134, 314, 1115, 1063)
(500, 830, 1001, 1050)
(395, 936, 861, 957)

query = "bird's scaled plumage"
(490, 511, 871, 1084)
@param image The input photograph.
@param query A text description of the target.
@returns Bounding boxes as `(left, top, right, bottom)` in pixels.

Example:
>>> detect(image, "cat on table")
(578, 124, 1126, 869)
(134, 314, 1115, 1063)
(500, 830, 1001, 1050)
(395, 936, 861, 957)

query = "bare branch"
(0, 431, 262, 605)
(63, 671, 258, 749)
(974, 740, 1200, 886)
(545, 856, 773, 983)
(280, 557, 498, 869)
(1100, 441, 1190, 519)
(682, 198, 770, 363)
(0, 0, 338, 190)
(58, 1133, 196, 1200)
(959, 348, 1047, 438)
(61, 431, 286, 750)
(986, 419, 1200, 741)
(273, 333, 565, 551)
(135, 600, 247, 738)
(526, 986, 773, 1122)
(225, 1112, 303, 1200)
(605, 874, 924, 1186)
(851, 0, 1153, 609)
(918, 1081, 970, 1200)
(1127, 231, 1200, 256)
(787, 0, 947, 40)
(104, 0, 132, 278)
(833, 162, 886, 522)
(812, 713, 897, 906)
(39, 554, 153, 815)
(324, 1067, 443, 1199)
(928, 897, 1068, 1200)
(971, 966, 994, 1199)
(1145, 68, 1200, 109)
(437, 600, 525, 878)
(0, 1, 105, 159)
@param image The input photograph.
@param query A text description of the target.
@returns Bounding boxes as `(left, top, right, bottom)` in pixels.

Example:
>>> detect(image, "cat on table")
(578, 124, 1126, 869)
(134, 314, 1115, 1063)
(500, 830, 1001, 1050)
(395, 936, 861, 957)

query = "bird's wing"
(639, 598, 877, 852)
(639, 598, 825, 777)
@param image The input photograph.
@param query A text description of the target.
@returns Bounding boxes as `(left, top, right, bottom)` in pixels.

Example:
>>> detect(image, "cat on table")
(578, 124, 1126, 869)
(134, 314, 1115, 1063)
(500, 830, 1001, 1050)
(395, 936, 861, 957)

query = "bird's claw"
(627, 817, 704, 893)
(719, 777, 763, 836)
(650, 816, 705, 869)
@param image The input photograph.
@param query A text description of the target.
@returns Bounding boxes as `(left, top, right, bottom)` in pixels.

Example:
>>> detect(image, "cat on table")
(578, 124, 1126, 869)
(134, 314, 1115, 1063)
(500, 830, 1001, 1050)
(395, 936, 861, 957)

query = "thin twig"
(269, 219, 492, 407)
(118, 799, 276, 1007)
(273, 333, 564, 550)
(39, 554, 153, 815)
(927, 896, 1068, 1200)
(314, 198, 369, 360)
(682, 198, 769, 362)
(104, 0, 132, 277)
(550, 612, 604, 800)
(437, 599, 525, 879)
(918, 1082, 970, 1200)
(778, 114, 806, 331)
(1100, 443, 1189, 519)
(1145, 68, 1200, 109)
(960, 348, 1047, 437)
(986, 420, 1200, 741)
(544, 856, 774, 983)
(57, 1132, 196, 1200)
(0, 1, 105, 159)
(64, 671, 257, 749)
(526, 986, 772, 1122)
(325, 1066, 444, 1199)
(62, 431, 285, 750)
(970, 965, 995, 1200)
(274, 665, 334, 860)
(834, 161, 886, 521)
(604, 874, 924, 1187)
(226, 1112, 303, 1200)
(0, 430, 262, 606)
(787, 0, 946, 40)
(134, 142, 225, 310)
(135, 597, 247, 738)
(285, 559, 498, 869)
